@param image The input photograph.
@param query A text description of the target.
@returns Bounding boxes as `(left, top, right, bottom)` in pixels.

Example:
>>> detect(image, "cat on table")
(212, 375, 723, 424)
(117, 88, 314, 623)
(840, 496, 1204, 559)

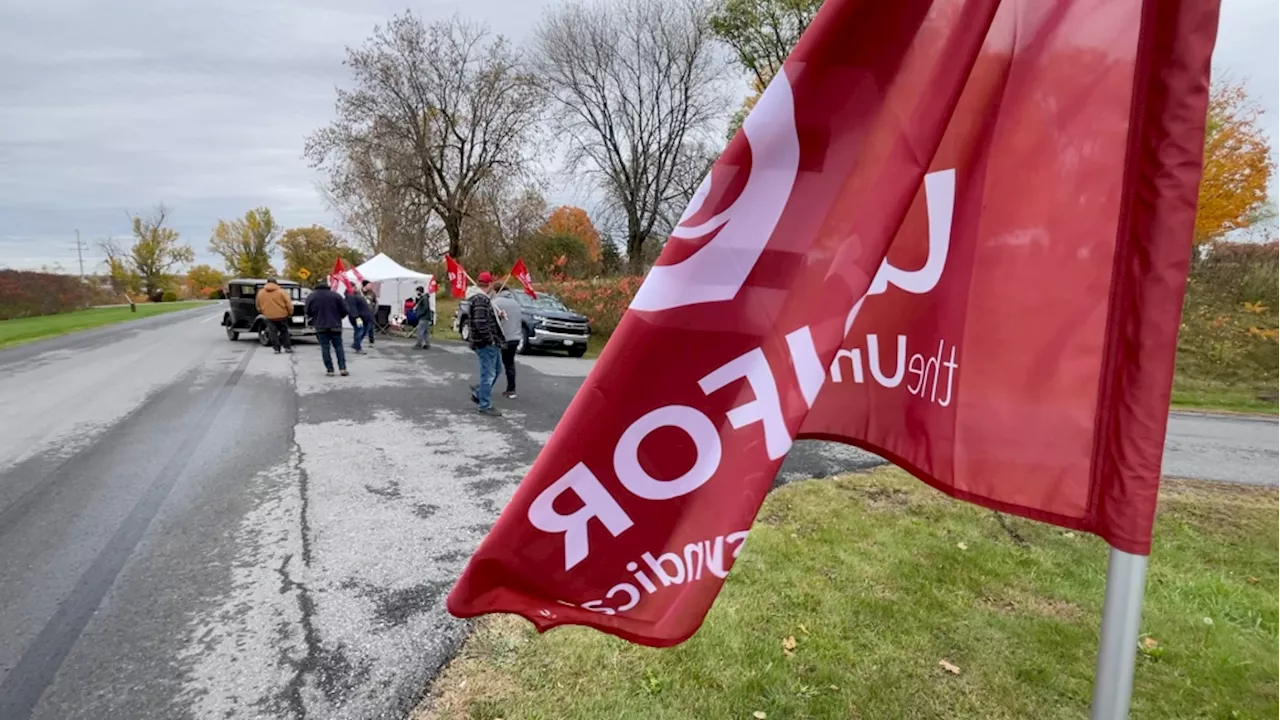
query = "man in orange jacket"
(255, 278, 294, 354)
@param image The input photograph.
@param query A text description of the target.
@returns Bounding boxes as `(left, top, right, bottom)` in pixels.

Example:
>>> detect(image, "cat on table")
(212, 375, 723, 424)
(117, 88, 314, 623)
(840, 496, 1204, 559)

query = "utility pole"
(75, 229, 86, 281)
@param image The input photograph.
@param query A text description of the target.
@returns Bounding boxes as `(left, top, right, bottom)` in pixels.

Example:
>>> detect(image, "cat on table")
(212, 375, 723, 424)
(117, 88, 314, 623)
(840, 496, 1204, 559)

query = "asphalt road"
(0, 310, 1274, 719)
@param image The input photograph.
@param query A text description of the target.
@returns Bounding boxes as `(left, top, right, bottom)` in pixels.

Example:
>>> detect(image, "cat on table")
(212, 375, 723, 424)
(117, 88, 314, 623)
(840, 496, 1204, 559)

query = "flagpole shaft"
(1090, 547, 1148, 720)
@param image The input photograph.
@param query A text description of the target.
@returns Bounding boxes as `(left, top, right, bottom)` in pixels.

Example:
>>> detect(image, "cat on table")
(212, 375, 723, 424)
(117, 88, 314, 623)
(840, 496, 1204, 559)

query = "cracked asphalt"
(0, 308, 1273, 719)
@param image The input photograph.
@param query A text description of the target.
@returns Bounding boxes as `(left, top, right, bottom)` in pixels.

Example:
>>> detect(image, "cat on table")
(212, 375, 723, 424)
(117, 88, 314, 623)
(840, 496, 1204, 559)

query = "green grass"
(0, 302, 207, 349)
(417, 468, 1278, 720)
(1171, 375, 1279, 415)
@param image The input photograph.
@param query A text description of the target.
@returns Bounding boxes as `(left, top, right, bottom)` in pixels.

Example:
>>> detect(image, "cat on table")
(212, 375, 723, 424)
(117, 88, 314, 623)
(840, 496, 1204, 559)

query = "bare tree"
(306, 13, 543, 261)
(534, 0, 728, 271)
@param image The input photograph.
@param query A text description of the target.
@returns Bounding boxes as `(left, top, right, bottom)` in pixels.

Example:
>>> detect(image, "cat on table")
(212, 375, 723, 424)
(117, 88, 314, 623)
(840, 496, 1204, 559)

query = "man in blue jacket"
(304, 280, 349, 377)
(345, 285, 375, 354)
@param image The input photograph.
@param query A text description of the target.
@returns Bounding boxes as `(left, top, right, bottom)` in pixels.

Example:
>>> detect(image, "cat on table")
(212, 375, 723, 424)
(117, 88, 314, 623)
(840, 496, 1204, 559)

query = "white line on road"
(200, 314, 221, 324)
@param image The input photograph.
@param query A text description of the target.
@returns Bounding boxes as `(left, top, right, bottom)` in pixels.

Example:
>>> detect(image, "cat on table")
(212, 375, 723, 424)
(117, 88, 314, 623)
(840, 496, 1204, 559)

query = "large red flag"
(510, 258, 538, 299)
(445, 255, 468, 298)
(448, 0, 1220, 647)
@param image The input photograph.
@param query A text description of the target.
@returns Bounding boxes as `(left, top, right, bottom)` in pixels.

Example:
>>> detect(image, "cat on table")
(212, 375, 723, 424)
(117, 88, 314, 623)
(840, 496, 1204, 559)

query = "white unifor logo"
(627, 66, 955, 327)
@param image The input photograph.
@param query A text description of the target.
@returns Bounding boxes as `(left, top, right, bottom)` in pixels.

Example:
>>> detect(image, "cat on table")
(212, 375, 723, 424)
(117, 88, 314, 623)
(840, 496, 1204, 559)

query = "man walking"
(467, 272, 502, 416)
(345, 285, 375, 354)
(304, 280, 349, 377)
(255, 278, 294, 354)
(412, 286, 432, 350)
(492, 290, 523, 399)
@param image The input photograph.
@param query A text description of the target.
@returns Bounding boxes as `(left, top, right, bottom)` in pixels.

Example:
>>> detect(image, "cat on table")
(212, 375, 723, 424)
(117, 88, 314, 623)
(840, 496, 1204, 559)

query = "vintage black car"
(221, 278, 314, 344)
(453, 289, 590, 357)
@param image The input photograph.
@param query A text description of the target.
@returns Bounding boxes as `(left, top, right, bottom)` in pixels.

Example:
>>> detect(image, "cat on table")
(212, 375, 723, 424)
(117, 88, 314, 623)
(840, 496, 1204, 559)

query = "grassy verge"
(0, 302, 208, 349)
(1171, 374, 1278, 415)
(416, 468, 1278, 720)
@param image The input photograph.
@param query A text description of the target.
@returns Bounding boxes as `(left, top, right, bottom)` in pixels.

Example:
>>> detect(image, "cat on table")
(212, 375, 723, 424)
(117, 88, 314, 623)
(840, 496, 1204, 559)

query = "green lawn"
(417, 468, 1278, 720)
(0, 302, 208, 349)
(1171, 374, 1279, 415)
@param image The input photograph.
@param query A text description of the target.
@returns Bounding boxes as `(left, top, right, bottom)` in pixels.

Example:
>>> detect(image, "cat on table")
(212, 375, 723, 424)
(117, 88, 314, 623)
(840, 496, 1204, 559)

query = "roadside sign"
(298, 268, 311, 280)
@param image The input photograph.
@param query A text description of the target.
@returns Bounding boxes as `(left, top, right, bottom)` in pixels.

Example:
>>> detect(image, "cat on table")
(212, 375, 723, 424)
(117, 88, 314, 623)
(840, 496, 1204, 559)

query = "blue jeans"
(317, 329, 346, 372)
(352, 317, 374, 350)
(475, 345, 501, 410)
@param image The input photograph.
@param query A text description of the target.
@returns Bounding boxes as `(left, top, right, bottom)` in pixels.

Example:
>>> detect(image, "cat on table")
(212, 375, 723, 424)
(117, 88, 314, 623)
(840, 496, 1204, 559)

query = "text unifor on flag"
(445, 255, 468, 298)
(511, 258, 538, 299)
(448, 0, 1220, 647)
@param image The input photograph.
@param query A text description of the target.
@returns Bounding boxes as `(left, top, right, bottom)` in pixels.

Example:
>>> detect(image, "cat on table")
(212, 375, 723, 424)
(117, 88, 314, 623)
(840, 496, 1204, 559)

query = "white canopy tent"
(343, 253, 436, 322)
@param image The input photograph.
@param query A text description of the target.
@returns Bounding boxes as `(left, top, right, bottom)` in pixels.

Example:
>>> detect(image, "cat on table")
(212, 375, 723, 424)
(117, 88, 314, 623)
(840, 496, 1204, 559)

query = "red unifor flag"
(447, 0, 1220, 647)
(510, 258, 538, 299)
(445, 254, 468, 298)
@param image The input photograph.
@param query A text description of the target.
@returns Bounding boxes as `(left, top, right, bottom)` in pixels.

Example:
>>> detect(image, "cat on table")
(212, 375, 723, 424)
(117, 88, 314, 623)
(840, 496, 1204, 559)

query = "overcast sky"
(1, 0, 1276, 273)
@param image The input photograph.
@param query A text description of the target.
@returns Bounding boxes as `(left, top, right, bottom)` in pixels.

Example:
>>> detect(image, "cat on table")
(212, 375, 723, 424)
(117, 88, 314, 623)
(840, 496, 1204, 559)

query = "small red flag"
(510, 259, 537, 299)
(328, 258, 352, 293)
(428, 277, 439, 295)
(448, 0, 1221, 648)
(445, 255, 468, 299)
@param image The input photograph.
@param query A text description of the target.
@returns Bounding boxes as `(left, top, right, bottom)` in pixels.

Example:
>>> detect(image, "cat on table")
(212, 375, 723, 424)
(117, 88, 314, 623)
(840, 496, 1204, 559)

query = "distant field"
(0, 302, 207, 349)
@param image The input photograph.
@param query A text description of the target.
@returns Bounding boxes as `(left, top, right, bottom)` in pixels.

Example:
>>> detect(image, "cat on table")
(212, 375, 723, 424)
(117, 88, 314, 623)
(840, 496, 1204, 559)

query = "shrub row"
(538, 276, 644, 338)
(0, 270, 119, 320)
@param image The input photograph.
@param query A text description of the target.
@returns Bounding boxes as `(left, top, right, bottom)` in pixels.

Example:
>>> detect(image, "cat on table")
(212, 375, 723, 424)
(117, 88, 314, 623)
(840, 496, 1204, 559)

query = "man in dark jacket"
(345, 286, 375, 353)
(304, 280, 349, 377)
(467, 272, 502, 416)
(412, 286, 432, 349)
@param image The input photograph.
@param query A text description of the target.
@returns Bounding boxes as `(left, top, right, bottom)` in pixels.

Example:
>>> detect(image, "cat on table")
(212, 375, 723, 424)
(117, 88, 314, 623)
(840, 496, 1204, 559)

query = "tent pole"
(1090, 547, 1148, 720)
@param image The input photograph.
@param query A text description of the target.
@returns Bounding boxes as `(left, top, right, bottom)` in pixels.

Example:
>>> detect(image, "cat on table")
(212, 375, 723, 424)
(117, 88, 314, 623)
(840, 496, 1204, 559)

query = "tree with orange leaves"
(540, 206, 602, 261)
(1195, 80, 1275, 245)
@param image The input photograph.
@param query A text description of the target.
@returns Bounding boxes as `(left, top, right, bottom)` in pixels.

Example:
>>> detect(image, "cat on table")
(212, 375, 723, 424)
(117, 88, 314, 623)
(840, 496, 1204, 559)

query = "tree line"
(95, 0, 1274, 301)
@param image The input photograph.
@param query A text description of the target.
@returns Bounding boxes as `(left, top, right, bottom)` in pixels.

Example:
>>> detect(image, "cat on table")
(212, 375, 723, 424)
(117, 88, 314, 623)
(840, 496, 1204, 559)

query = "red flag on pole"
(445, 255, 468, 299)
(328, 258, 352, 294)
(448, 0, 1220, 648)
(428, 277, 439, 295)
(510, 258, 538, 299)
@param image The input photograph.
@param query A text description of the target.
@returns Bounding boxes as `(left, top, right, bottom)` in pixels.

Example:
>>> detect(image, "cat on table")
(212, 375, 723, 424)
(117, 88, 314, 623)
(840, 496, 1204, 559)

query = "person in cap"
(466, 271, 502, 416)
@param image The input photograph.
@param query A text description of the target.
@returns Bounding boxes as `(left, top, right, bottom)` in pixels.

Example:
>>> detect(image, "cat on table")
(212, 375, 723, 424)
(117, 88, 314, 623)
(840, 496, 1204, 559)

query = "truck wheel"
(460, 323, 470, 342)
(226, 326, 239, 341)
(568, 344, 587, 358)
(519, 327, 533, 355)
(258, 330, 271, 347)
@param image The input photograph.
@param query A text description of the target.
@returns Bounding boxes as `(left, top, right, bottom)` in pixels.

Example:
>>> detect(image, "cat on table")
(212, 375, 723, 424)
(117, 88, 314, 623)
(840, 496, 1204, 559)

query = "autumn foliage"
(0, 271, 117, 320)
(540, 206, 602, 261)
(1195, 81, 1275, 245)
(539, 276, 644, 338)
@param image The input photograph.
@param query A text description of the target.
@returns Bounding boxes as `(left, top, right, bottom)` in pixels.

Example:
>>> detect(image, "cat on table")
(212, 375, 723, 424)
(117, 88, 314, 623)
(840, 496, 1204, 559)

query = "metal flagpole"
(1090, 547, 1149, 720)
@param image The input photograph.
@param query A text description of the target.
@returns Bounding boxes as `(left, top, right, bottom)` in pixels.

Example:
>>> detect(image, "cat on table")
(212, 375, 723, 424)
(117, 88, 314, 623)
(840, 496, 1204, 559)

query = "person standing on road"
(492, 291, 523, 399)
(255, 278, 294, 354)
(360, 281, 378, 346)
(304, 280, 349, 377)
(467, 272, 502, 416)
(412, 286, 432, 350)
(345, 285, 375, 354)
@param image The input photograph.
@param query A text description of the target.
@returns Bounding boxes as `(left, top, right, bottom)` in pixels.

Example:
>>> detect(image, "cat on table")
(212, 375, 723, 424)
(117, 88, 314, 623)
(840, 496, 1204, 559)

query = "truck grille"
(541, 319, 588, 335)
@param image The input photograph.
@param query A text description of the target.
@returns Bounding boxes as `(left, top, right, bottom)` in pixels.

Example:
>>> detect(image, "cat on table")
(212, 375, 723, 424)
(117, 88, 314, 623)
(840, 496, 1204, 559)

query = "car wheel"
(226, 326, 239, 341)
(258, 330, 271, 347)
(519, 327, 533, 355)
(460, 323, 470, 342)
(568, 344, 587, 358)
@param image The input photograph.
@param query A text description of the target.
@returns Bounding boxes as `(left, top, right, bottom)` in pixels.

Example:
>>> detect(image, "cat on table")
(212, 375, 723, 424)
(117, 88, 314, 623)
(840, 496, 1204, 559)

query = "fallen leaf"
(938, 659, 962, 675)
(798, 624, 810, 635)
(829, 685, 840, 691)
(754, 712, 768, 719)
(956, 542, 969, 551)
(782, 635, 797, 657)
(1246, 576, 1259, 584)
(1063, 532, 1076, 538)
(1142, 637, 1159, 650)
